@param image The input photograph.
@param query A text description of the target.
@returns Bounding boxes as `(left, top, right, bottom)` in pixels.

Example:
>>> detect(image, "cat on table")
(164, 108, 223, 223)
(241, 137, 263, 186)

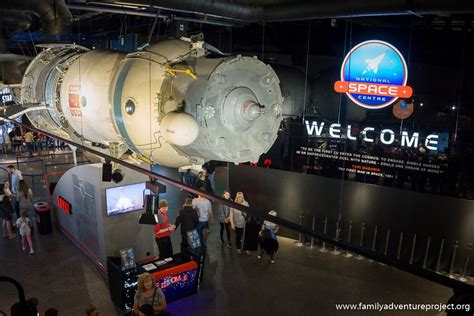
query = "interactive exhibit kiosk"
(51, 163, 204, 312)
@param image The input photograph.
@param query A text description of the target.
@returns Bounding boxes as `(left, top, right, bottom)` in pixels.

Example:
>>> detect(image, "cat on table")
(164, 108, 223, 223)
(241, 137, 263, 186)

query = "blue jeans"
(12, 199, 20, 219)
(196, 221, 209, 246)
(208, 173, 215, 192)
(181, 171, 196, 187)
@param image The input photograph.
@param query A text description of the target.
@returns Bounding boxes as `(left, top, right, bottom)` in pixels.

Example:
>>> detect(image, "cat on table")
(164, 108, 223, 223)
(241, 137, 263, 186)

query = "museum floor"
(0, 152, 452, 315)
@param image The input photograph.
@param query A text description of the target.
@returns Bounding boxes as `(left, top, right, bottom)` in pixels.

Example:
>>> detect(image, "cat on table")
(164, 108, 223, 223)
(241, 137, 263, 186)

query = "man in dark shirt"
(174, 198, 199, 251)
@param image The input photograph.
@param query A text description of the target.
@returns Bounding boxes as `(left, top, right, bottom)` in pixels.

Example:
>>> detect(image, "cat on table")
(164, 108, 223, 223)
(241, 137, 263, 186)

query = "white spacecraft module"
(20, 39, 283, 167)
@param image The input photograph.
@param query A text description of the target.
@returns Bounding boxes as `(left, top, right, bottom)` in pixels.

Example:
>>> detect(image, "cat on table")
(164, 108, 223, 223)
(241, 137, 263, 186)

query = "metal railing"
(2, 116, 473, 295)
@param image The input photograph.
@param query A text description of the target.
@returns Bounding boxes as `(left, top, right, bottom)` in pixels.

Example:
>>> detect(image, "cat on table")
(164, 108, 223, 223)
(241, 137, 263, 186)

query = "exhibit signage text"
(58, 195, 72, 215)
(1, 87, 13, 103)
(305, 120, 439, 151)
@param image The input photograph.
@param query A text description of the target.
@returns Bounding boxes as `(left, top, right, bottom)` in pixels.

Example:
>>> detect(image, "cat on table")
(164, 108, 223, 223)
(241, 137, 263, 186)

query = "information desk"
(107, 253, 200, 312)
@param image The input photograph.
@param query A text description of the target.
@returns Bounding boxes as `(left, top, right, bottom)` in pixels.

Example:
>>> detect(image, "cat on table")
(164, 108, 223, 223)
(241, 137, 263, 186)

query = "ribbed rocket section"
(20, 39, 283, 167)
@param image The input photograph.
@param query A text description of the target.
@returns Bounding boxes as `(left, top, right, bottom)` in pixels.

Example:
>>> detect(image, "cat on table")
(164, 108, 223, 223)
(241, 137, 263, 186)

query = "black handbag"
(151, 288, 172, 316)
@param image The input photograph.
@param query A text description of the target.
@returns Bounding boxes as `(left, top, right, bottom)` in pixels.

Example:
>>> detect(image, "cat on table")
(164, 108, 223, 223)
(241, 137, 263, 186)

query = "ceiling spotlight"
(420, 102, 424, 107)
(451, 106, 456, 110)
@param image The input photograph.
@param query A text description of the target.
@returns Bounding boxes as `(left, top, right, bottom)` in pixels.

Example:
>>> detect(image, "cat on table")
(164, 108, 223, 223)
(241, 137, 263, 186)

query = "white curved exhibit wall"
(51, 163, 153, 270)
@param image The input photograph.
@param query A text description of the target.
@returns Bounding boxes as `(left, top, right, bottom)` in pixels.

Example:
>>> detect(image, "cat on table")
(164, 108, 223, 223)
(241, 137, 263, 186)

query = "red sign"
(392, 100, 414, 120)
(68, 93, 80, 108)
(351, 164, 381, 173)
(68, 83, 82, 117)
(334, 81, 412, 98)
(58, 196, 72, 215)
(240, 159, 273, 168)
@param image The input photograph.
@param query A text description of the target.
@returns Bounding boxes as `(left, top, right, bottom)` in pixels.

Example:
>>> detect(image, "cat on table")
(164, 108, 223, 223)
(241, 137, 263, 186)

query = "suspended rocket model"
(19, 37, 283, 167)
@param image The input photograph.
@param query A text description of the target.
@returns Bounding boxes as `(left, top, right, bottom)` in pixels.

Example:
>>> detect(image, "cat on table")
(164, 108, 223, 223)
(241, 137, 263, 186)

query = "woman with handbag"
(132, 273, 167, 315)
(217, 190, 232, 248)
(17, 180, 34, 228)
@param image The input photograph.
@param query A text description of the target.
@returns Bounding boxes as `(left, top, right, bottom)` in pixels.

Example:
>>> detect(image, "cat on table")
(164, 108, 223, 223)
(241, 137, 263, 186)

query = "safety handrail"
(2, 116, 473, 294)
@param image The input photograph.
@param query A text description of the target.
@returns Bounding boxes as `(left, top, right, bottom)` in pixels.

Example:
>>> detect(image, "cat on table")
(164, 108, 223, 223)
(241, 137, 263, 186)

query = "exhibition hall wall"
(229, 164, 474, 275)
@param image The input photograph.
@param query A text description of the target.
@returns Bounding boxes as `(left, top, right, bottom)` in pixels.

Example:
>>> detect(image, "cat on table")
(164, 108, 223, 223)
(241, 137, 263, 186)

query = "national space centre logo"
(334, 40, 413, 109)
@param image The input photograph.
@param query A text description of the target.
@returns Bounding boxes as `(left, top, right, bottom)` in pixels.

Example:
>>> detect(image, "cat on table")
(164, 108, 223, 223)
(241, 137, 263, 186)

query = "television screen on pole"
(105, 182, 146, 216)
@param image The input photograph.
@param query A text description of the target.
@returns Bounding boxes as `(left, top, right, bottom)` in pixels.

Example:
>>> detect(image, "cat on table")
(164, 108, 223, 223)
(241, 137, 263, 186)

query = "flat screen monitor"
(105, 182, 146, 216)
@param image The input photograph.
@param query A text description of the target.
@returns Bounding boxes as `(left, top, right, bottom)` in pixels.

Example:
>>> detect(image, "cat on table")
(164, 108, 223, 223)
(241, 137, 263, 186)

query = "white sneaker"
(29, 249, 35, 255)
(22, 246, 26, 251)
(245, 250, 251, 256)
(257, 255, 262, 259)
(270, 260, 275, 264)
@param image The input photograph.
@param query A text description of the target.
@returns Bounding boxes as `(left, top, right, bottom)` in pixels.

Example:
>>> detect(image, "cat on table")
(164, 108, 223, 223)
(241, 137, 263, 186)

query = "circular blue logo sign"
(334, 40, 412, 109)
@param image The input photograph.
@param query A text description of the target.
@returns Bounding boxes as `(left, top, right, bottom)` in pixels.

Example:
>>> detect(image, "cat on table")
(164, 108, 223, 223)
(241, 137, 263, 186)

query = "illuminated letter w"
(305, 121, 325, 136)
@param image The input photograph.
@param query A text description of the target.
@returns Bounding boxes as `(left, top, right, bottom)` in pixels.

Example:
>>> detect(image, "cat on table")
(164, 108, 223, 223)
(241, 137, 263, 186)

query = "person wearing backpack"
(174, 198, 199, 251)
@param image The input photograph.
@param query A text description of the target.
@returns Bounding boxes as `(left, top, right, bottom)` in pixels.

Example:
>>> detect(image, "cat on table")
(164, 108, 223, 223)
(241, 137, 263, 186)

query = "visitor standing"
(7, 165, 23, 219)
(153, 200, 175, 259)
(229, 192, 249, 254)
(174, 198, 199, 250)
(16, 210, 34, 254)
(192, 193, 213, 246)
(0, 196, 16, 239)
(217, 190, 232, 248)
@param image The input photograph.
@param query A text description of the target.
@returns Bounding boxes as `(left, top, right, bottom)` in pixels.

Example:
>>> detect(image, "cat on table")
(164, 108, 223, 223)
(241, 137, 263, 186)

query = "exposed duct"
(0, 0, 72, 37)
(0, 11, 35, 84)
(0, 11, 34, 33)
(67, 3, 242, 27)
(88, 0, 474, 22)
(0, 11, 34, 54)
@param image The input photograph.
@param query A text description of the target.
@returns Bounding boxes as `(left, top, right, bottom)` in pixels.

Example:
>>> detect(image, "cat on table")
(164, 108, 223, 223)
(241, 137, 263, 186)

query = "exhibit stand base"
(107, 250, 205, 313)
